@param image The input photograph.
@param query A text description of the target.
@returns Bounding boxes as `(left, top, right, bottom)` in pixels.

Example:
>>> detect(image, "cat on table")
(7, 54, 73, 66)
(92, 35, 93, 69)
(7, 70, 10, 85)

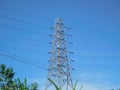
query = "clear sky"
(0, 0, 120, 90)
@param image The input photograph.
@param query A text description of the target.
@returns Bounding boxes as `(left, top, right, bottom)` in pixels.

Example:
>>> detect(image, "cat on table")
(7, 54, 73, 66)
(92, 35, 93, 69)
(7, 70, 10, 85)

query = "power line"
(0, 14, 35, 25)
(0, 6, 47, 28)
(0, 23, 23, 31)
(0, 6, 38, 20)
(0, 31, 42, 44)
(0, 49, 47, 69)
(0, 23, 43, 36)
(74, 66, 120, 72)
(0, 49, 48, 68)
(0, 52, 46, 69)
(75, 51, 120, 56)
(0, 23, 35, 38)
(78, 81, 101, 90)
(0, 6, 19, 13)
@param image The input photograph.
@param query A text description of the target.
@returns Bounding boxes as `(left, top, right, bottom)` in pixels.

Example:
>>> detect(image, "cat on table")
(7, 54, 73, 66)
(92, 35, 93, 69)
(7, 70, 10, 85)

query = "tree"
(0, 64, 39, 90)
(0, 64, 15, 90)
(14, 78, 29, 90)
(30, 82, 39, 90)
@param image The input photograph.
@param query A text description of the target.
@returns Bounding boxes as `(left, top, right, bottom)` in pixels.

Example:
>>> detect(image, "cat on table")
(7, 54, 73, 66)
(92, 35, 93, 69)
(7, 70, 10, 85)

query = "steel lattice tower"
(45, 18, 73, 90)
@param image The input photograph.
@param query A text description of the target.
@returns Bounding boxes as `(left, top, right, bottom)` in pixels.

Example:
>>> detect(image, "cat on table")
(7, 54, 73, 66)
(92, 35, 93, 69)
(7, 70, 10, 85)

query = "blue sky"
(0, 0, 120, 90)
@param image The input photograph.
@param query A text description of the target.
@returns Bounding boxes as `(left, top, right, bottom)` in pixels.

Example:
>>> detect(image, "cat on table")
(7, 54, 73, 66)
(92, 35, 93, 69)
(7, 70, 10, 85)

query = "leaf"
(73, 80, 78, 90)
(79, 85, 83, 90)
(48, 78, 61, 90)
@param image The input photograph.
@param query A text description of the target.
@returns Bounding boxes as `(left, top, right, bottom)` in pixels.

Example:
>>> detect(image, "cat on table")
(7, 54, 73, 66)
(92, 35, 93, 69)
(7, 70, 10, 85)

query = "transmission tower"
(45, 18, 74, 90)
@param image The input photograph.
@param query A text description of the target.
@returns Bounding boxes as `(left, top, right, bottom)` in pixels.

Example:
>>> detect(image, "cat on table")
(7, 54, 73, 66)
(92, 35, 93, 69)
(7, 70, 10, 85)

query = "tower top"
(55, 18, 63, 24)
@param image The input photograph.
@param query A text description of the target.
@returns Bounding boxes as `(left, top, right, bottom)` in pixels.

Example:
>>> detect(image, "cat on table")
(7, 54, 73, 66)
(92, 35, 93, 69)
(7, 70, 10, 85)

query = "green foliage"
(0, 64, 39, 90)
(14, 78, 29, 90)
(73, 80, 83, 90)
(48, 78, 61, 90)
(48, 78, 83, 90)
(0, 64, 15, 90)
(73, 80, 78, 90)
(30, 82, 39, 90)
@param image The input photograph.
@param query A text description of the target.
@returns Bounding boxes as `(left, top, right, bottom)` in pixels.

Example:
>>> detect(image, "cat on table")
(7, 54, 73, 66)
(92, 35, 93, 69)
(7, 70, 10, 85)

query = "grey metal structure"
(45, 18, 73, 90)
